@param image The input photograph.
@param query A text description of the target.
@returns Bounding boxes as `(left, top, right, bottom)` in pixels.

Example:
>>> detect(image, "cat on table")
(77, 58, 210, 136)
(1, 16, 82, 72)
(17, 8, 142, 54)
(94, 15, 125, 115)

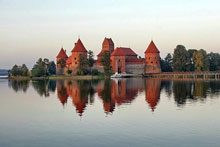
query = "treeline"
(160, 45, 220, 72)
(9, 58, 56, 77)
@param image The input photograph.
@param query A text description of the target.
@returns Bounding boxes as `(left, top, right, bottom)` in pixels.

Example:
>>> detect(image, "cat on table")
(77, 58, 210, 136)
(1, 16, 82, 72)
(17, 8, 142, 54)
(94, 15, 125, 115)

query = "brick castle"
(56, 38, 161, 74)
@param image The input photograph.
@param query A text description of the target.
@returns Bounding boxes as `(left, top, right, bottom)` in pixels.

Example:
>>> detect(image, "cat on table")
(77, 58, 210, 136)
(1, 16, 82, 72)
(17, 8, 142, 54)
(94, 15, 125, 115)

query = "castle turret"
(56, 48, 68, 74)
(97, 38, 114, 61)
(70, 39, 88, 68)
(145, 41, 161, 73)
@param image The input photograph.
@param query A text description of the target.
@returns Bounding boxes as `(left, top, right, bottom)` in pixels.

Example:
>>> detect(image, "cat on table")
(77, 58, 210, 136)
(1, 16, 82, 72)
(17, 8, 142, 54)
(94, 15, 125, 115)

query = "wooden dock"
(145, 72, 220, 79)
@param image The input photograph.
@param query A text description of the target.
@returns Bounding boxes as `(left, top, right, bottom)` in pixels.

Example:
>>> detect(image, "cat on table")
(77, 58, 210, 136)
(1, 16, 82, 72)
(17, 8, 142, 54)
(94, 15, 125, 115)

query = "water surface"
(0, 78, 220, 147)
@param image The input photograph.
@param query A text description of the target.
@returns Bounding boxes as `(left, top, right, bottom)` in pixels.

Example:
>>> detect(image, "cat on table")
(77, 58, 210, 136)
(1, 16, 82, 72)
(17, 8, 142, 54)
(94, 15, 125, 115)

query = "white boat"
(111, 72, 122, 78)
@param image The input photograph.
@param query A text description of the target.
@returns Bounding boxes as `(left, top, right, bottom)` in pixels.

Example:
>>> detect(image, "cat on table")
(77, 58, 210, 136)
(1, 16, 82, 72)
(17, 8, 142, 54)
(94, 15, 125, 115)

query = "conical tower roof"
(145, 41, 160, 53)
(56, 48, 68, 58)
(71, 39, 87, 53)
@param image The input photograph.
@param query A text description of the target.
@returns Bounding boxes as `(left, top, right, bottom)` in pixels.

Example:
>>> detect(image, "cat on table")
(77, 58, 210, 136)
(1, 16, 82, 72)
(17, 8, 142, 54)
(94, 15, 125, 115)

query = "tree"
(164, 53, 173, 72)
(78, 54, 89, 75)
(208, 52, 220, 71)
(10, 64, 29, 76)
(186, 49, 197, 71)
(10, 65, 19, 76)
(100, 51, 111, 75)
(21, 64, 29, 76)
(88, 50, 94, 74)
(32, 58, 46, 77)
(172, 45, 188, 72)
(57, 58, 66, 68)
(193, 49, 209, 72)
(160, 53, 173, 72)
(47, 61, 56, 75)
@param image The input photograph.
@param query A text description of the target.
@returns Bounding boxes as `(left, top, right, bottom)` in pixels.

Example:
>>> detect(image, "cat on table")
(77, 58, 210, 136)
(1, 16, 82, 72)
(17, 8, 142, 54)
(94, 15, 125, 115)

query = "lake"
(0, 78, 220, 147)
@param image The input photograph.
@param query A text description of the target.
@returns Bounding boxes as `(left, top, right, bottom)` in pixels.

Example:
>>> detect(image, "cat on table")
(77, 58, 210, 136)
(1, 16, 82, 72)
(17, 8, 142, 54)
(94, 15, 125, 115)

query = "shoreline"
(5, 75, 105, 80)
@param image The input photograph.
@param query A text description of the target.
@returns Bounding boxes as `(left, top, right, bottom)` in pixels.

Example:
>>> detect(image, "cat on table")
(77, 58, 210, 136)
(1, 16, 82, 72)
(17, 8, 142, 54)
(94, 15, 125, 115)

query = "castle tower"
(145, 41, 161, 73)
(97, 38, 114, 61)
(56, 47, 68, 74)
(56, 47, 68, 68)
(69, 39, 88, 73)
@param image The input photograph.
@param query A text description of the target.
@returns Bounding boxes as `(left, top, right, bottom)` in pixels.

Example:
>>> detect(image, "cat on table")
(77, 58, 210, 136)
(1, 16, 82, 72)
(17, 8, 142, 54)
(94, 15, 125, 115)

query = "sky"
(0, 0, 220, 69)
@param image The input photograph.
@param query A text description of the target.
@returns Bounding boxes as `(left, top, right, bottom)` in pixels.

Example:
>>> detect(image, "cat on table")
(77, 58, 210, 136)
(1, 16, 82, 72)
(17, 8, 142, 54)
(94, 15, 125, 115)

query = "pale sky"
(0, 0, 220, 69)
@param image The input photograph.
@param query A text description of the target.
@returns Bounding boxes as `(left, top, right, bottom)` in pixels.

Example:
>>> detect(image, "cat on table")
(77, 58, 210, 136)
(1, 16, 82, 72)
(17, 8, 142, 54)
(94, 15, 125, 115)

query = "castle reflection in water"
(8, 78, 220, 116)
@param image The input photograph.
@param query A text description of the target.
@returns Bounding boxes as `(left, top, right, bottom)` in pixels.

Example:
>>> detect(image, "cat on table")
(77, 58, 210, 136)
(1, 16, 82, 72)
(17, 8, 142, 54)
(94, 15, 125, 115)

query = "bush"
(92, 69, 100, 75)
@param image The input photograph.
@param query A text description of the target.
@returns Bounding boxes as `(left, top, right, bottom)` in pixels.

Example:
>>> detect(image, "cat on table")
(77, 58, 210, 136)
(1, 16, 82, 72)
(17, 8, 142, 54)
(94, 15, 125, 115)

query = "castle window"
(149, 57, 150, 60)
(155, 57, 156, 59)
(75, 57, 76, 60)
(118, 59, 120, 62)
(156, 61, 157, 64)
(75, 62, 77, 64)
(151, 61, 153, 64)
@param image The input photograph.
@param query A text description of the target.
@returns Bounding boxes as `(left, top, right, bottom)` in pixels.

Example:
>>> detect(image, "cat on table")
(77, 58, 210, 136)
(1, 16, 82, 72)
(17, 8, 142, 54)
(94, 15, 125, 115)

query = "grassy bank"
(7, 75, 106, 80)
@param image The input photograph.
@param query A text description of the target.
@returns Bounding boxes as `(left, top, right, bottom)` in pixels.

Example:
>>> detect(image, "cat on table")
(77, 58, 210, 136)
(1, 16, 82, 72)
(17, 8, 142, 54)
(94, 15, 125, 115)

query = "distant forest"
(160, 45, 220, 72)
(0, 69, 9, 76)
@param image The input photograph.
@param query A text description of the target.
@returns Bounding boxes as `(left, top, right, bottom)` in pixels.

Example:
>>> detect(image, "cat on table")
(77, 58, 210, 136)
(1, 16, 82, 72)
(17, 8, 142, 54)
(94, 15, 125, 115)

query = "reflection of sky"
(1, 0, 220, 68)
(1, 79, 220, 146)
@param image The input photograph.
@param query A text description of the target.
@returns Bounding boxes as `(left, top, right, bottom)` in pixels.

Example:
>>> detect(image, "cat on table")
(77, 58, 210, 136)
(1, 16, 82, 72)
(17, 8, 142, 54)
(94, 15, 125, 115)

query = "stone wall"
(125, 64, 145, 74)
(93, 64, 104, 73)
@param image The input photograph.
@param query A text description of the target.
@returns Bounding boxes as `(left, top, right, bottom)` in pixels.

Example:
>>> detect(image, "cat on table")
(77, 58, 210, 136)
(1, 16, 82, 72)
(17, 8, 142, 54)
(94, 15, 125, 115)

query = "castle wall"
(125, 64, 145, 74)
(93, 64, 104, 73)
(145, 53, 161, 73)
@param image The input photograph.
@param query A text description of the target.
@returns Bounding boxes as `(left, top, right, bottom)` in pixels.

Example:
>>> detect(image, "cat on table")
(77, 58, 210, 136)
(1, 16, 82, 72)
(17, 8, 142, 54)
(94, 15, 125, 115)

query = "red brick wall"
(111, 56, 126, 73)
(145, 53, 161, 73)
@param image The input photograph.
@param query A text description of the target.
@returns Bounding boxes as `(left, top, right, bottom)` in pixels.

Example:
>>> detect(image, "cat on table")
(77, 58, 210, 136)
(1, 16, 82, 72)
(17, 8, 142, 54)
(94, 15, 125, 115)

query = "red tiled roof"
(111, 47, 137, 56)
(97, 50, 104, 57)
(71, 39, 87, 53)
(56, 48, 68, 58)
(126, 58, 145, 64)
(145, 41, 160, 53)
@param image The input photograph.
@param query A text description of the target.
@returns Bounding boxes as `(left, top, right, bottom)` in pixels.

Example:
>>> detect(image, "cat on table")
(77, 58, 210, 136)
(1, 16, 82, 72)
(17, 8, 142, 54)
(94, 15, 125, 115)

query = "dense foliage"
(10, 64, 29, 76)
(161, 45, 219, 72)
(100, 51, 111, 75)
(31, 58, 56, 77)
(77, 54, 89, 75)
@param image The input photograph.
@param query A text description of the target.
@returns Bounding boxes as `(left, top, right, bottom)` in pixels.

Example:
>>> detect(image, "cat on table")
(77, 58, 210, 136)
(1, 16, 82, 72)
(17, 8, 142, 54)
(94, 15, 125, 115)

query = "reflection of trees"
(171, 80, 220, 106)
(173, 81, 193, 105)
(8, 80, 30, 92)
(99, 79, 115, 113)
(160, 80, 172, 97)
(32, 80, 56, 97)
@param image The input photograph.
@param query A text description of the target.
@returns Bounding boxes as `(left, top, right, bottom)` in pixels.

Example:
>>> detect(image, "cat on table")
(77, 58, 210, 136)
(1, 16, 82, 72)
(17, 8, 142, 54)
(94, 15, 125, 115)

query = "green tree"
(208, 52, 220, 71)
(193, 49, 209, 72)
(57, 58, 66, 68)
(161, 53, 173, 72)
(186, 49, 197, 71)
(31, 58, 46, 77)
(173, 45, 188, 72)
(88, 50, 94, 74)
(100, 51, 111, 75)
(10, 65, 19, 76)
(47, 61, 56, 75)
(78, 54, 89, 75)
(21, 64, 29, 76)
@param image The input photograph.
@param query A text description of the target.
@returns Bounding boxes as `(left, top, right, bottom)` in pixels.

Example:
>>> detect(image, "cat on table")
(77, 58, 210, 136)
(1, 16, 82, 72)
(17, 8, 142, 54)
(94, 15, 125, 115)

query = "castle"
(56, 38, 161, 74)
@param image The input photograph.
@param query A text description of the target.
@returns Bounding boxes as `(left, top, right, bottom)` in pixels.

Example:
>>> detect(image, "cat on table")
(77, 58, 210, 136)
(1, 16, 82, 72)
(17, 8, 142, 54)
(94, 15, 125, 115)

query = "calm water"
(0, 78, 220, 147)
